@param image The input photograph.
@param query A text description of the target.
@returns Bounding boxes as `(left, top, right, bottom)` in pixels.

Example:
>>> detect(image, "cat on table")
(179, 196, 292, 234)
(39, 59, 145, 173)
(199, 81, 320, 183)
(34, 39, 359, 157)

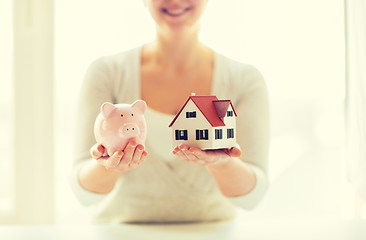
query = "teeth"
(163, 7, 190, 16)
(168, 9, 185, 14)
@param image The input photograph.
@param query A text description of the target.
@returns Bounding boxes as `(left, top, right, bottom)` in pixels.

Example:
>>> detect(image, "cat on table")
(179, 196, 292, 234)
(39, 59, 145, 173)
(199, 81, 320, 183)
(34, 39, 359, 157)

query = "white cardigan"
(70, 46, 269, 223)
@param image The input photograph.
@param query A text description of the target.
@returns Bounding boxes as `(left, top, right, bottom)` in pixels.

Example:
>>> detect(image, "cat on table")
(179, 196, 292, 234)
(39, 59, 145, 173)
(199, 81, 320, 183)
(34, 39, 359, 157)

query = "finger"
(116, 150, 147, 172)
(90, 144, 105, 159)
(174, 148, 190, 161)
(229, 147, 242, 158)
(129, 144, 144, 168)
(192, 148, 230, 165)
(120, 140, 137, 167)
(174, 149, 186, 159)
(139, 151, 148, 163)
(104, 150, 123, 169)
(172, 146, 180, 155)
(177, 145, 209, 165)
(189, 148, 214, 165)
(188, 147, 207, 160)
(178, 145, 199, 162)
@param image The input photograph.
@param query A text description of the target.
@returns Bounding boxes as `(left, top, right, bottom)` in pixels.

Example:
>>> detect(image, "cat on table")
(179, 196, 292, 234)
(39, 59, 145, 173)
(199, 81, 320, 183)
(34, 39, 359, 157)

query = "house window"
(196, 129, 209, 140)
(175, 130, 188, 140)
(215, 129, 223, 139)
(186, 111, 196, 118)
(227, 128, 234, 138)
(227, 111, 234, 117)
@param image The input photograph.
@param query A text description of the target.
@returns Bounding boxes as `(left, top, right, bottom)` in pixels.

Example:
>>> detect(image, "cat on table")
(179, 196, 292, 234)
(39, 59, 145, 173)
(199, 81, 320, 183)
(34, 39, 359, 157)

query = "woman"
(71, 0, 269, 223)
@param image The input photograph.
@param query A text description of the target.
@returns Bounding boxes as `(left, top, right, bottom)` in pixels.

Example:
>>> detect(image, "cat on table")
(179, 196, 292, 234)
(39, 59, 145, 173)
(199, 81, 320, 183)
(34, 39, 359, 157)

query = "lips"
(162, 7, 191, 17)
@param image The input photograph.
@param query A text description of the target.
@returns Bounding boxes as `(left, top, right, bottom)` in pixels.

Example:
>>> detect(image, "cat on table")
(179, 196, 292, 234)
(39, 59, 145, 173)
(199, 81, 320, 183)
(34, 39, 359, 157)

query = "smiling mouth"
(162, 7, 191, 17)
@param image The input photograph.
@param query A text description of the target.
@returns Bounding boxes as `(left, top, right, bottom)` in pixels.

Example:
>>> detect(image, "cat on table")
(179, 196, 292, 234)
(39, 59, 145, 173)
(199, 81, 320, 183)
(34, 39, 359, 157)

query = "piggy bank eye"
(131, 113, 134, 116)
(120, 114, 123, 117)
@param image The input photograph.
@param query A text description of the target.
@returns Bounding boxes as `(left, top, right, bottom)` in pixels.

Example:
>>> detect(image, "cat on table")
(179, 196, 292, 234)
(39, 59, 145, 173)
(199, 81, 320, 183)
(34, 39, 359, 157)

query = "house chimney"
(191, 93, 196, 96)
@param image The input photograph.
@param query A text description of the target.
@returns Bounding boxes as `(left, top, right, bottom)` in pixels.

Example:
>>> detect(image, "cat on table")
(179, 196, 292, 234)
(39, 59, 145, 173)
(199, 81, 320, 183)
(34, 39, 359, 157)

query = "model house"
(169, 94, 237, 150)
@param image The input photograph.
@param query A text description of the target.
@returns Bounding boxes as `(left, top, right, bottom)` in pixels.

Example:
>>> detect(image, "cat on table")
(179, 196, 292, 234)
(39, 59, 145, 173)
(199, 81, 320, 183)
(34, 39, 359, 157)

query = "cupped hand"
(172, 144, 241, 166)
(90, 140, 148, 172)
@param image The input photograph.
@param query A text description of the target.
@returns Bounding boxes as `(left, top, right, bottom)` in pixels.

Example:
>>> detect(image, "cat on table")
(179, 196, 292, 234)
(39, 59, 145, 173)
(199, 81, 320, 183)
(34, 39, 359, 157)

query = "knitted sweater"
(70, 46, 269, 223)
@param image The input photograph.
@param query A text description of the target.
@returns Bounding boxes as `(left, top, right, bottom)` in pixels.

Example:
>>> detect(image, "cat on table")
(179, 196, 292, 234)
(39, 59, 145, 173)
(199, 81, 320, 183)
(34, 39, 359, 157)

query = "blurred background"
(1, 0, 365, 224)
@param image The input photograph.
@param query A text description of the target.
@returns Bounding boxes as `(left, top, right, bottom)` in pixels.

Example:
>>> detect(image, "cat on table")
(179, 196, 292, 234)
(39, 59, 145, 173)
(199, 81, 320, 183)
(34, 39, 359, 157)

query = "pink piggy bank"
(94, 100, 147, 157)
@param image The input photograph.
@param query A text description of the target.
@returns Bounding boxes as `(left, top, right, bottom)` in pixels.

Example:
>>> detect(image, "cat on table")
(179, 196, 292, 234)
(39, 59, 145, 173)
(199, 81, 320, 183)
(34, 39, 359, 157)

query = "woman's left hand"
(172, 144, 242, 166)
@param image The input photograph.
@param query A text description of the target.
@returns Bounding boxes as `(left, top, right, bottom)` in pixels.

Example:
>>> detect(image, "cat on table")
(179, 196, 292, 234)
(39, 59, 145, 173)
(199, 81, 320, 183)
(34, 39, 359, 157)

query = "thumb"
(229, 147, 242, 158)
(90, 144, 105, 159)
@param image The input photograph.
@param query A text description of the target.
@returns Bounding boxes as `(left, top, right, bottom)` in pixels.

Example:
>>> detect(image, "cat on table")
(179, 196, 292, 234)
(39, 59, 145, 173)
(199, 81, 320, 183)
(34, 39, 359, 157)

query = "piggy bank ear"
(131, 100, 146, 113)
(101, 102, 116, 119)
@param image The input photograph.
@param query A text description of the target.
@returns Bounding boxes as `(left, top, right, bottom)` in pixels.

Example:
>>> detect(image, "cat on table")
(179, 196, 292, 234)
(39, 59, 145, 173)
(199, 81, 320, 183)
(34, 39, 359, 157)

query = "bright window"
(1, 0, 55, 224)
(0, 0, 14, 216)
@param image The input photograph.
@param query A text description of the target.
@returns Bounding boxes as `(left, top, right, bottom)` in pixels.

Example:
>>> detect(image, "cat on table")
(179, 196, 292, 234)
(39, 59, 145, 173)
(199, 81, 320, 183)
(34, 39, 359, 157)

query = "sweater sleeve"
(69, 57, 115, 206)
(227, 65, 270, 209)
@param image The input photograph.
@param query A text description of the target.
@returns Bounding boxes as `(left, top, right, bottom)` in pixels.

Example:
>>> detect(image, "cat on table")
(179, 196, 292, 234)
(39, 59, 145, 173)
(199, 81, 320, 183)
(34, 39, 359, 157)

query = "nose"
(120, 123, 140, 137)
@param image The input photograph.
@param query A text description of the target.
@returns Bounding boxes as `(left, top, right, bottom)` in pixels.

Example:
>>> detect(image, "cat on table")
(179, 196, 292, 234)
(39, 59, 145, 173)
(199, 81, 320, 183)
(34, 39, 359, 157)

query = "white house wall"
(171, 99, 213, 149)
(211, 105, 237, 149)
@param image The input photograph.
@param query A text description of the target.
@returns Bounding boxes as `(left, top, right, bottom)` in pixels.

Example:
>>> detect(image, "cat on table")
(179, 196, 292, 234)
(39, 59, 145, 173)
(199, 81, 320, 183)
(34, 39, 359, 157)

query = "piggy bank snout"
(120, 123, 140, 137)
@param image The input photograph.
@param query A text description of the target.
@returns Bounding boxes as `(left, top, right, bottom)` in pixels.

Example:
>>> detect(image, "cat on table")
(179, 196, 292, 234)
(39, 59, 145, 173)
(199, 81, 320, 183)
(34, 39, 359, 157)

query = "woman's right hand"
(90, 140, 148, 173)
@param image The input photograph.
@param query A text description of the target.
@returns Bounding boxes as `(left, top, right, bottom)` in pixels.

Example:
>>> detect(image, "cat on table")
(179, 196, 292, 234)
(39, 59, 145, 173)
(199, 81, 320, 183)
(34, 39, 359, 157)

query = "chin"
(159, 14, 201, 35)
(158, 22, 200, 38)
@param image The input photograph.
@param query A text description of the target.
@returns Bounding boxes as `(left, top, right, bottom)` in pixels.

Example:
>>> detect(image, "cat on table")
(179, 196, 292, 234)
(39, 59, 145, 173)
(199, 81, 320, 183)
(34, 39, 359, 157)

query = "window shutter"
(204, 130, 208, 140)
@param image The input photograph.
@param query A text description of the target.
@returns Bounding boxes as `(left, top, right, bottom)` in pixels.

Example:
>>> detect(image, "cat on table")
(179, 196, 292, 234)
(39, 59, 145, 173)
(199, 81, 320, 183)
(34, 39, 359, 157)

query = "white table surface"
(1, 213, 366, 240)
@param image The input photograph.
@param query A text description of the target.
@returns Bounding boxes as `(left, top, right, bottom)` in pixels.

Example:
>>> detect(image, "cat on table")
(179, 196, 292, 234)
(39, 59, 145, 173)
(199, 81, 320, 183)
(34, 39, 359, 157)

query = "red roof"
(213, 100, 231, 118)
(168, 95, 237, 127)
